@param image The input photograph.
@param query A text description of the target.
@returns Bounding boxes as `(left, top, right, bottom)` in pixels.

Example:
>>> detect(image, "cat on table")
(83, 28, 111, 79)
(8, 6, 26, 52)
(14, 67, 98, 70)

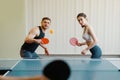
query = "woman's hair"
(43, 60, 71, 80)
(77, 13, 87, 18)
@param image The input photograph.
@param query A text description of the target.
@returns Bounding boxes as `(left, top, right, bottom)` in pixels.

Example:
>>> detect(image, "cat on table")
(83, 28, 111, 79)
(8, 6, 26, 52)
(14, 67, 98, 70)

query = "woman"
(76, 13, 102, 58)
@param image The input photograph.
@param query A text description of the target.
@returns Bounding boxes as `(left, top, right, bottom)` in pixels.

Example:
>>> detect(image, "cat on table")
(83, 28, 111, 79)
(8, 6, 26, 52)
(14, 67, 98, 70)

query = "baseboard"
(38, 53, 120, 58)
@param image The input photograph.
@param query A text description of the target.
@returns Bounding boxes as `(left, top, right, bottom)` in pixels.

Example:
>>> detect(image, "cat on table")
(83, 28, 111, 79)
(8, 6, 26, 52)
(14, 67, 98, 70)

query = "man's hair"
(42, 17, 51, 22)
(43, 60, 71, 80)
(77, 13, 87, 18)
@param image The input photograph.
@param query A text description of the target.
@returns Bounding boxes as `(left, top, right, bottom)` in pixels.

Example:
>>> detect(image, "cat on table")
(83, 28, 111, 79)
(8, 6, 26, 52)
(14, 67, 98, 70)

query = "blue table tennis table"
(0, 58, 120, 80)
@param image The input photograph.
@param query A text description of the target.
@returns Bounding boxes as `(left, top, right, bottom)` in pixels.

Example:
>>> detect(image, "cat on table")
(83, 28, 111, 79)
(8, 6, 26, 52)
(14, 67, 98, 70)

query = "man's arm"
(25, 27, 41, 44)
(0, 75, 48, 80)
(25, 26, 49, 55)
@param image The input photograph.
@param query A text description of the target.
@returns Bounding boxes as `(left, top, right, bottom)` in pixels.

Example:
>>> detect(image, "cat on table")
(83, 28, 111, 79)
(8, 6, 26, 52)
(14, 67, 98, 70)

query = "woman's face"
(77, 16, 87, 27)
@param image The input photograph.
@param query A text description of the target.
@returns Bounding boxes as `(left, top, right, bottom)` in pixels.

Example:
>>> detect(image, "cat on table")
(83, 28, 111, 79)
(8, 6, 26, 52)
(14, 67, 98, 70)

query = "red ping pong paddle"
(69, 37, 78, 46)
(41, 38, 49, 44)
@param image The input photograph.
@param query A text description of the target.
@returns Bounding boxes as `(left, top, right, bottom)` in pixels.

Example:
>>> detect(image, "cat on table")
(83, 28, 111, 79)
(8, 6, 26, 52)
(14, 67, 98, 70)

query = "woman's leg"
(90, 45, 102, 59)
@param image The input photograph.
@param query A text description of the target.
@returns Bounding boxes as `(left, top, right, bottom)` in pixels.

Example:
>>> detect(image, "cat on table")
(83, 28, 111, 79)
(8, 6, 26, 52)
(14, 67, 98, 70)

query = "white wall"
(0, 0, 25, 59)
(25, 0, 120, 55)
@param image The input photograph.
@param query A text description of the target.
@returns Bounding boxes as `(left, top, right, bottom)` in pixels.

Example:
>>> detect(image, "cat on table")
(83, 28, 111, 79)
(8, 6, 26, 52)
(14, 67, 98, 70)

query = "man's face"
(41, 19, 51, 30)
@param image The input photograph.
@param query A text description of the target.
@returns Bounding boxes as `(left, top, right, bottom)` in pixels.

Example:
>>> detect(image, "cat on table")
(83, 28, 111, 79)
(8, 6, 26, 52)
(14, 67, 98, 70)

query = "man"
(20, 17, 51, 59)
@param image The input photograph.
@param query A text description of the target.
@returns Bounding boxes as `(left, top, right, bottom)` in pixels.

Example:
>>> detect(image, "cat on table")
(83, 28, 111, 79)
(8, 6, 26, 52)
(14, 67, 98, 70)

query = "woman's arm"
(85, 26, 98, 50)
(77, 42, 87, 46)
(81, 26, 98, 55)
